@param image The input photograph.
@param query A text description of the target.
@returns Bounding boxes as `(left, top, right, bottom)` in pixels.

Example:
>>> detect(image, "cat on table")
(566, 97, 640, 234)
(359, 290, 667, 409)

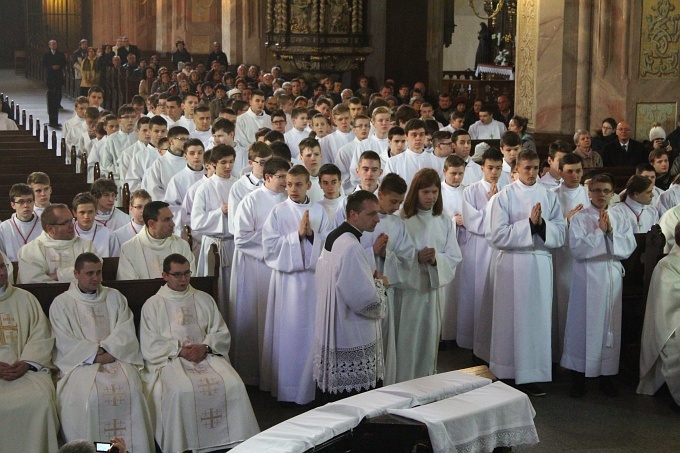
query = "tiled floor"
(3, 69, 680, 451)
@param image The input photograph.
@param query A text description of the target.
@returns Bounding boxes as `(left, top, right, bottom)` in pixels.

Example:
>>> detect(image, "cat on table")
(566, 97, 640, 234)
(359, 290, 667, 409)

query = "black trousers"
(47, 89, 61, 125)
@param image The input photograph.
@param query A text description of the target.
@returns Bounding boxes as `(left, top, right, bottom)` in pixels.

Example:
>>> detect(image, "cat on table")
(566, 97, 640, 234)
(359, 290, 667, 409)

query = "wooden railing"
(441, 70, 514, 104)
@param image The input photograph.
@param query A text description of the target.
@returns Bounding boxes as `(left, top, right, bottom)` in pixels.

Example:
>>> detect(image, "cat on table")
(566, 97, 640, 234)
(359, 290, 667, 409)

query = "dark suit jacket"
(601, 139, 647, 167)
(42, 50, 67, 89)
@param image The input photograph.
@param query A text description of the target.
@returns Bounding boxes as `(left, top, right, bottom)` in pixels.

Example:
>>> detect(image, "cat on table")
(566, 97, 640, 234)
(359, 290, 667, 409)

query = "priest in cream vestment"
(0, 253, 59, 453)
(638, 222, 680, 409)
(140, 254, 259, 452)
(50, 253, 154, 452)
(17, 204, 97, 284)
(117, 201, 196, 280)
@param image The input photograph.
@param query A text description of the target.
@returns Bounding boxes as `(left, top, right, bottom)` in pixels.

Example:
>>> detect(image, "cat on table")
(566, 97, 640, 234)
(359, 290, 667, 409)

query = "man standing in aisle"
(43, 40, 68, 128)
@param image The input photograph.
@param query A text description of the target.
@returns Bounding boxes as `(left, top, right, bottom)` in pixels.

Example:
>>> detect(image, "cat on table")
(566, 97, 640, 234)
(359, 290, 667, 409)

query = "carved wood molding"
(515, 0, 537, 125)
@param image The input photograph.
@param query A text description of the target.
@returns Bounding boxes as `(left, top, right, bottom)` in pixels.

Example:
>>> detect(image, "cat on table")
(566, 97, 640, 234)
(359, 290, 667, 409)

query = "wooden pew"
(619, 225, 666, 382)
(13, 245, 220, 334)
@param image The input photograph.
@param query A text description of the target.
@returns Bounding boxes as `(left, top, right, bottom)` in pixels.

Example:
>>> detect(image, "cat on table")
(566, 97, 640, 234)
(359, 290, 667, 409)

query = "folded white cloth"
(375, 370, 491, 406)
(388, 381, 538, 453)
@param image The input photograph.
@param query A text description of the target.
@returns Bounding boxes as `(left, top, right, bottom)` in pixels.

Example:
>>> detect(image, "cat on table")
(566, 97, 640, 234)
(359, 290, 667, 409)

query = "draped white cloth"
(50, 283, 154, 452)
(117, 226, 195, 280)
(393, 209, 462, 382)
(551, 184, 590, 361)
(313, 229, 385, 394)
(0, 213, 43, 262)
(140, 284, 259, 452)
(638, 246, 680, 401)
(0, 284, 59, 453)
(17, 232, 97, 284)
(487, 181, 566, 384)
(560, 206, 636, 377)
(260, 198, 332, 403)
(229, 186, 287, 385)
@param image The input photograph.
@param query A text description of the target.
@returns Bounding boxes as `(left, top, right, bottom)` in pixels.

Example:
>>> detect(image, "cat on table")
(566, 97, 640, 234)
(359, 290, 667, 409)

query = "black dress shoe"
(599, 376, 619, 397)
(516, 383, 546, 397)
(49, 123, 62, 129)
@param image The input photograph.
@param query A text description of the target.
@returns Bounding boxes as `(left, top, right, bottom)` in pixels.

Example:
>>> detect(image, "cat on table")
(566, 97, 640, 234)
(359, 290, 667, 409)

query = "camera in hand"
(94, 441, 119, 453)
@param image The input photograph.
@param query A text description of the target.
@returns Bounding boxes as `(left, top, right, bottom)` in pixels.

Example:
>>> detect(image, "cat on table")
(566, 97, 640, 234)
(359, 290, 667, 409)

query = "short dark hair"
(149, 115, 168, 129)
(444, 155, 466, 170)
(451, 129, 470, 141)
(167, 126, 190, 138)
(500, 131, 521, 147)
(517, 149, 540, 164)
(183, 138, 205, 153)
(481, 147, 505, 165)
(264, 130, 285, 144)
(558, 152, 584, 170)
(359, 150, 382, 166)
(346, 190, 378, 218)
(163, 253, 189, 273)
(319, 163, 341, 179)
(270, 141, 292, 162)
(143, 201, 170, 226)
(404, 118, 426, 135)
(136, 116, 151, 129)
(263, 156, 291, 177)
(75, 252, 101, 272)
(288, 164, 311, 183)
(72, 192, 97, 211)
(379, 173, 408, 195)
(548, 140, 571, 158)
(212, 118, 235, 134)
(9, 183, 33, 201)
(210, 144, 236, 162)
(40, 203, 69, 230)
(90, 178, 118, 199)
(388, 126, 405, 140)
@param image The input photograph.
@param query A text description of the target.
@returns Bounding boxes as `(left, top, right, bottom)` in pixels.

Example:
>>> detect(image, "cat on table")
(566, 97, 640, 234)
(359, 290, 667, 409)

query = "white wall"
(443, 0, 482, 71)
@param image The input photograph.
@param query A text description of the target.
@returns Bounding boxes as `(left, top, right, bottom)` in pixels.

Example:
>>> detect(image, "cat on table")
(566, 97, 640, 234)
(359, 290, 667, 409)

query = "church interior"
(1, 0, 680, 451)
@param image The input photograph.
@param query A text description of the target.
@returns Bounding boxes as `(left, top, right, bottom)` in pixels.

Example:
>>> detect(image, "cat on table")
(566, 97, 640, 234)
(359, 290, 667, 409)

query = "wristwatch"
(25, 363, 38, 372)
(205, 345, 213, 354)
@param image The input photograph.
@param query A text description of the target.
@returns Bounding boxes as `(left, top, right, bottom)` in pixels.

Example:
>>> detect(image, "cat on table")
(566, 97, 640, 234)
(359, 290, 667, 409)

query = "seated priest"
(17, 203, 97, 284)
(140, 253, 260, 452)
(50, 252, 155, 452)
(0, 252, 60, 452)
(117, 201, 196, 280)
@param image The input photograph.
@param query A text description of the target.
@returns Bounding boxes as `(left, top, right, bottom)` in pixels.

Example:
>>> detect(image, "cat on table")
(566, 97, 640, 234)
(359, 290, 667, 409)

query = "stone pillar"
(364, 0, 387, 84)
(574, 0, 593, 131)
(427, 0, 446, 95)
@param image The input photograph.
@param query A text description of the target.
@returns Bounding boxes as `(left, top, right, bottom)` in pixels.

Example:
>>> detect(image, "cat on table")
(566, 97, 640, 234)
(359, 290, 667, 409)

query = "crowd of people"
(2, 36, 680, 452)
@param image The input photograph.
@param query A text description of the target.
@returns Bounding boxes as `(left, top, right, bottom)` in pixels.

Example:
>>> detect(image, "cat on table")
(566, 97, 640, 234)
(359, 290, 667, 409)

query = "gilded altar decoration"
(266, 0, 373, 76)
(640, 0, 680, 78)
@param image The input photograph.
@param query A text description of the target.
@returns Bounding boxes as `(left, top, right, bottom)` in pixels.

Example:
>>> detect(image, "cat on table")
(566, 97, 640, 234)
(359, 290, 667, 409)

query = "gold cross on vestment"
(197, 377, 219, 396)
(103, 384, 126, 406)
(103, 418, 127, 437)
(86, 306, 106, 325)
(0, 313, 18, 346)
(173, 306, 194, 325)
(200, 408, 223, 429)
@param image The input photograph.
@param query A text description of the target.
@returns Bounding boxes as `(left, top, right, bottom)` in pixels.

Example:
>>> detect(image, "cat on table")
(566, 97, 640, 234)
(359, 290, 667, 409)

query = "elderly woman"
(508, 115, 536, 152)
(572, 129, 603, 168)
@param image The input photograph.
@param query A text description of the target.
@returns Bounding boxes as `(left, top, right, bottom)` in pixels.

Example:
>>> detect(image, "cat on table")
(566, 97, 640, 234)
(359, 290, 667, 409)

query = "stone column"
(427, 0, 446, 95)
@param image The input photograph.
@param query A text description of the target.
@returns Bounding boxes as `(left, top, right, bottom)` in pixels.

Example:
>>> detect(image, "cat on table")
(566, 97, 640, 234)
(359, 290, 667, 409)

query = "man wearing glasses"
(0, 184, 43, 262)
(17, 204, 96, 284)
(601, 121, 646, 166)
(140, 253, 259, 453)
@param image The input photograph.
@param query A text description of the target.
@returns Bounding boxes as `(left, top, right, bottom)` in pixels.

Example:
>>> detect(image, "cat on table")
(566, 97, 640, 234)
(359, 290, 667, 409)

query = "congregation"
(2, 35, 680, 452)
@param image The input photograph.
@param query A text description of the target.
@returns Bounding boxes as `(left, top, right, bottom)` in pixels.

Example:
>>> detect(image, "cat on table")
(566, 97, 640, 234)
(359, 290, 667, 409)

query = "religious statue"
(475, 22, 493, 68)
(329, 0, 350, 34)
(291, 0, 313, 34)
(494, 49, 510, 66)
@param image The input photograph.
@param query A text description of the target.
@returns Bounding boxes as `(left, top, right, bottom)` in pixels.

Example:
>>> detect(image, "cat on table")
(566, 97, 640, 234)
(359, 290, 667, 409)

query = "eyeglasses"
(12, 198, 34, 205)
(271, 174, 287, 179)
(167, 270, 192, 279)
(589, 188, 613, 195)
(253, 159, 269, 166)
(272, 120, 287, 124)
(438, 142, 453, 147)
(50, 219, 73, 226)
